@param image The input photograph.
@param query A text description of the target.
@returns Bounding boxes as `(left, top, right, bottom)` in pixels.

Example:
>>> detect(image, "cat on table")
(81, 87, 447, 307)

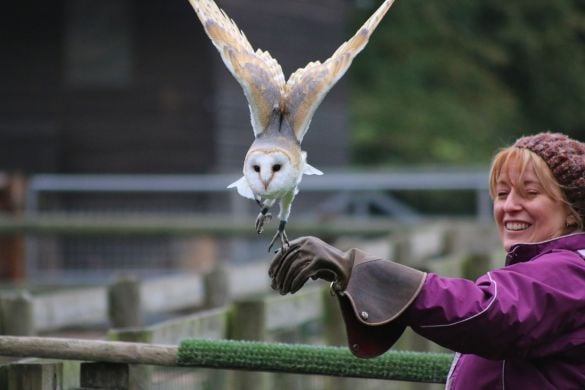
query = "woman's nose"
(503, 190, 523, 211)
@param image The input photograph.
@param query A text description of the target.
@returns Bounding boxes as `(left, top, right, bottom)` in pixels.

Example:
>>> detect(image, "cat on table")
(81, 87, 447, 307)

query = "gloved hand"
(269, 236, 355, 295)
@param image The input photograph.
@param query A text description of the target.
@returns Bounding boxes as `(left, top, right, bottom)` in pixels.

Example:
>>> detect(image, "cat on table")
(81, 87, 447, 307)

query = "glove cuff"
(330, 248, 377, 292)
(335, 258, 426, 358)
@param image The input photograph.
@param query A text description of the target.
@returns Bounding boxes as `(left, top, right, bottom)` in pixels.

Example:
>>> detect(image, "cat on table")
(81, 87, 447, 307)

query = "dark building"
(0, 0, 350, 175)
(0, 0, 352, 280)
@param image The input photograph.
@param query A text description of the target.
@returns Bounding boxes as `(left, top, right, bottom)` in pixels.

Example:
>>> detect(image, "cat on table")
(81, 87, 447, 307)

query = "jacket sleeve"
(403, 250, 585, 360)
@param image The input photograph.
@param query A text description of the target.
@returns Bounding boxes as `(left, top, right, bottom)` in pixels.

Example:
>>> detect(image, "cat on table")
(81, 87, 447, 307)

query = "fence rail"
(25, 169, 491, 219)
(0, 261, 269, 335)
(0, 214, 403, 237)
(0, 336, 452, 382)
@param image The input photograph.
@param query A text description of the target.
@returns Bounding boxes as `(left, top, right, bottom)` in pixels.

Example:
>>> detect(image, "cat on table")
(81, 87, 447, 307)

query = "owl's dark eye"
(272, 164, 281, 172)
(253, 165, 260, 172)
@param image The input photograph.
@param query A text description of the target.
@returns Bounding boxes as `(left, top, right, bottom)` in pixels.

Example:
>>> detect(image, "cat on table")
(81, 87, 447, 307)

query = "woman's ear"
(566, 213, 578, 228)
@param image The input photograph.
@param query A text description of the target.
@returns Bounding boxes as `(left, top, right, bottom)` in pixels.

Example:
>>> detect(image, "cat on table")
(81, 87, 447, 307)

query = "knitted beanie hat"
(513, 132, 585, 222)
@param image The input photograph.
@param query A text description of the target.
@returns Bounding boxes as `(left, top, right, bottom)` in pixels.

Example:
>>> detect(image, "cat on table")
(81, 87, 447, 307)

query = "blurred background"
(0, 0, 584, 388)
(1, 0, 584, 281)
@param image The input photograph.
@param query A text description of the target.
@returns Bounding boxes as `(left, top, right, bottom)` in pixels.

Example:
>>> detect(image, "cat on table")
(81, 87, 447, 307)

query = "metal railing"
(20, 168, 491, 281)
(25, 168, 491, 219)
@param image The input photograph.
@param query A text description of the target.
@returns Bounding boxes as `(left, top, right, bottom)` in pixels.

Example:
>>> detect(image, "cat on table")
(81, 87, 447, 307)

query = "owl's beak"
(259, 171, 272, 191)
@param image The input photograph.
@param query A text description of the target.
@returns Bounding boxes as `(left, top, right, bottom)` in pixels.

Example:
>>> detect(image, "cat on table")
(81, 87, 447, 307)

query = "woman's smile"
(494, 161, 569, 251)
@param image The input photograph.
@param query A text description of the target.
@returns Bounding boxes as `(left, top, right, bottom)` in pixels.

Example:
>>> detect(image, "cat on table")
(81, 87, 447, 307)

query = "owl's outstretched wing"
(227, 176, 256, 200)
(188, 0, 286, 136)
(285, 0, 396, 143)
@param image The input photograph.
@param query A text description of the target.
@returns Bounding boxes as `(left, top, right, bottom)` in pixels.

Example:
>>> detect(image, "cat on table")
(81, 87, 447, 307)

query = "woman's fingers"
(268, 243, 300, 278)
(271, 246, 302, 290)
(280, 257, 312, 294)
(288, 264, 315, 294)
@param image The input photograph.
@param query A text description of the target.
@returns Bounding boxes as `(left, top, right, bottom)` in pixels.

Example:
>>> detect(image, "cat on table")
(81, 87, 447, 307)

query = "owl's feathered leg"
(267, 191, 295, 252)
(255, 198, 276, 234)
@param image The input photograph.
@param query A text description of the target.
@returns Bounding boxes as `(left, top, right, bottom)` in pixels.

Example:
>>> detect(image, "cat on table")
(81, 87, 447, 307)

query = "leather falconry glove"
(269, 236, 374, 295)
(270, 235, 427, 359)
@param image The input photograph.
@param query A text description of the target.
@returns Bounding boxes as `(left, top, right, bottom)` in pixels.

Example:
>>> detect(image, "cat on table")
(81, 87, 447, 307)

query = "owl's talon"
(255, 212, 272, 234)
(268, 221, 289, 252)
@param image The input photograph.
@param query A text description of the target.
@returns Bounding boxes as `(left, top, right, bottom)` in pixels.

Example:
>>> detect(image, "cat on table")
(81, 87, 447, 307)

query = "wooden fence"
(0, 261, 267, 336)
(0, 285, 341, 389)
(0, 220, 501, 389)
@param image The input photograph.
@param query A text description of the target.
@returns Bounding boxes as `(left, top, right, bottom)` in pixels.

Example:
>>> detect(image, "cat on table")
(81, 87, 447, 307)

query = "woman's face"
(493, 160, 571, 251)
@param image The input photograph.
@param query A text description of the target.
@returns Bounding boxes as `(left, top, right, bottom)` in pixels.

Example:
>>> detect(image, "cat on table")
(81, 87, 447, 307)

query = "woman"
(269, 132, 585, 388)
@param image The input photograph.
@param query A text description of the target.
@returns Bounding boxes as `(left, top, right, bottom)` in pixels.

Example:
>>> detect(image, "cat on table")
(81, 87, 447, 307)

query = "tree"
(349, 0, 585, 166)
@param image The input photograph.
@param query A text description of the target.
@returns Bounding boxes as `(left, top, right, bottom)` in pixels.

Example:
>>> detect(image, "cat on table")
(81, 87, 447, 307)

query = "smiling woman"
(489, 135, 584, 250)
(269, 132, 585, 388)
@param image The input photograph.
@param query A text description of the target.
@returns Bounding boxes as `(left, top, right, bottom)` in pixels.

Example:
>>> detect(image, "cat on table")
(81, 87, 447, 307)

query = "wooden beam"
(0, 215, 400, 237)
(0, 336, 178, 366)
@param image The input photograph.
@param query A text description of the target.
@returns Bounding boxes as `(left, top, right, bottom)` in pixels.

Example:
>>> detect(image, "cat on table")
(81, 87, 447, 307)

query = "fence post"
(321, 289, 355, 390)
(79, 362, 143, 390)
(204, 264, 230, 308)
(230, 298, 266, 341)
(107, 308, 232, 390)
(0, 173, 25, 281)
(230, 290, 327, 390)
(230, 297, 270, 390)
(7, 360, 63, 390)
(0, 291, 34, 336)
(106, 327, 154, 389)
(321, 289, 345, 347)
(0, 363, 7, 389)
(108, 277, 142, 328)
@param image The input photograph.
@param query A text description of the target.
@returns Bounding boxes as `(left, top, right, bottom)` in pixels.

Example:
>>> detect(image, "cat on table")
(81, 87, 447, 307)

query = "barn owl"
(188, 0, 396, 250)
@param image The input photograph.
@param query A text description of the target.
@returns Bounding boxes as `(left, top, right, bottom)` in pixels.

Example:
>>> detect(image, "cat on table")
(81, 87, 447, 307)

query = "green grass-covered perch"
(0, 336, 451, 383)
(178, 339, 453, 383)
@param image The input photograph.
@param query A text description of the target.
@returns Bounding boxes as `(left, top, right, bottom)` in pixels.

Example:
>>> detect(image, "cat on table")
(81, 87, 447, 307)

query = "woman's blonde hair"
(489, 146, 584, 232)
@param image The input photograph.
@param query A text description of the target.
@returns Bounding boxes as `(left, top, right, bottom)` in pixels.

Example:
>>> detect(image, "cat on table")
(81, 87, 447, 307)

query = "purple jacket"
(338, 233, 585, 389)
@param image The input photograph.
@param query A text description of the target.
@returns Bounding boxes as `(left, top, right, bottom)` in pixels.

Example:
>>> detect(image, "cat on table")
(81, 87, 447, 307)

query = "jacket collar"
(506, 232, 585, 265)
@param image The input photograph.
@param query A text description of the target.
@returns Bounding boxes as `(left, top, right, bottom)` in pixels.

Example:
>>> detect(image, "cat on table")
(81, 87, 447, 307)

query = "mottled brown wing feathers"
(285, 0, 396, 142)
(189, 0, 285, 136)
(189, 0, 395, 141)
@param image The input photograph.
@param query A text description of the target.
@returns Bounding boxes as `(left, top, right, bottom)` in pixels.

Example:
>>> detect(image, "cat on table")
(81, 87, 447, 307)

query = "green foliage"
(350, 0, 585, 166)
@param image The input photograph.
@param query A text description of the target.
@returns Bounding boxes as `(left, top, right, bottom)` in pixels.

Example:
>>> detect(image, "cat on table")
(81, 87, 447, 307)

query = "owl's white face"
(243, 149, 299, 197)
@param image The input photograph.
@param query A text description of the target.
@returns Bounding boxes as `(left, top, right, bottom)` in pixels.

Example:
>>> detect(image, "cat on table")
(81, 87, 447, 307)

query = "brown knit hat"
(513, 132, 585, 223)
